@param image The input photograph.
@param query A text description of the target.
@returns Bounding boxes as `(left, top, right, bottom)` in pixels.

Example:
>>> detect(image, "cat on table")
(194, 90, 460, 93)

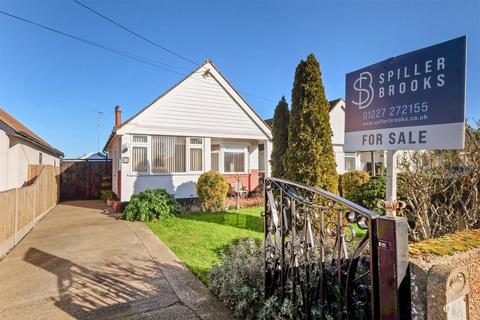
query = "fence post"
(371, 215, 411, 319)
(33, 178, 36, 225)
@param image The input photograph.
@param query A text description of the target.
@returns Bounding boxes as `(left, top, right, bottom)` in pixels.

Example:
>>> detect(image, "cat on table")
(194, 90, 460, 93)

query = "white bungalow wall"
(117, 134, 269, 201)
(0, 134, 60, 191)
(329, 100, 347, 174)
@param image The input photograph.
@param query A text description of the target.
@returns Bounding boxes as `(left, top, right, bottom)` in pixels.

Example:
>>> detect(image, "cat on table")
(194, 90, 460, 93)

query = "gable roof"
(104, 60, 271, 151)
(0, 108, 63, 157)
(263, 98, 344, 128)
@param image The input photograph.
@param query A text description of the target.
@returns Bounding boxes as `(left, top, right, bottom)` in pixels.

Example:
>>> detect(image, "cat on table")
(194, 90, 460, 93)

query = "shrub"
(122, 189, 182, 222)
(398, 124, 480, 241)
(351, 176, 386, 214)
(208, 239, 293, 319)
(197, 171, 229, 211)
(209, 239, 264, 319)
(341, 170, 370, 199)
(100, 190, 115, 201)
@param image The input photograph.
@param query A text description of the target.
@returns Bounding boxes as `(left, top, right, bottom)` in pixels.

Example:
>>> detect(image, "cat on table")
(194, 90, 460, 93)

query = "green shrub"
(208, 239, 293, 319)
(350, 176, 405, 214)
(341, 170, 370, 199)
(351, 176, 386, 213)
(122, 189, 182, 222)
(196, 171, 229, 211)
(100, 190, 115, 201)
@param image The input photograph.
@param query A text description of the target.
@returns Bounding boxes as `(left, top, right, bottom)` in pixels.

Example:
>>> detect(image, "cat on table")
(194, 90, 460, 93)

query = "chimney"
(115, 106, 122, 128)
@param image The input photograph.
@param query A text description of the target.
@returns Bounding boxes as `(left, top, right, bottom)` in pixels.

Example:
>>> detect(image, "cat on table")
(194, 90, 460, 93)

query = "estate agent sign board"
(344, 36, 466, 152)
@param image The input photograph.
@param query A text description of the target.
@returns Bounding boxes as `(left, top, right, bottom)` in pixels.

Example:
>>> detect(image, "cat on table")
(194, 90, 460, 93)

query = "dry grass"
(409, 229, 480, 257)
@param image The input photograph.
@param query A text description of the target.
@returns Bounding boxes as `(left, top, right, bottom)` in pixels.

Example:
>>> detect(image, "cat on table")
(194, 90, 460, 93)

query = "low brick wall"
(410, 247, 480, 319)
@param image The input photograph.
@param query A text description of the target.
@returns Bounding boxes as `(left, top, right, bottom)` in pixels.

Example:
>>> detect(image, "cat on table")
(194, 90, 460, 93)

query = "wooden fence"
(0, 165, 59, 258)
(60, 160, 111, 201)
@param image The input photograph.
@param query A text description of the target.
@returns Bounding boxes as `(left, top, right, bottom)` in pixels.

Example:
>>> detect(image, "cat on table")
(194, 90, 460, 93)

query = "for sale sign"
(344, 36, 466, 151)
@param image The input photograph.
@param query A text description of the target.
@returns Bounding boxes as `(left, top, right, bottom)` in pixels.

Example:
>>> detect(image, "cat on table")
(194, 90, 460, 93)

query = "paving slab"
(0, 200, 232, 320)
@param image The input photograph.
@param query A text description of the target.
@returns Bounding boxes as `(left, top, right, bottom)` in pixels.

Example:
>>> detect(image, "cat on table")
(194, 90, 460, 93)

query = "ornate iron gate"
(264, 177, 411, 319)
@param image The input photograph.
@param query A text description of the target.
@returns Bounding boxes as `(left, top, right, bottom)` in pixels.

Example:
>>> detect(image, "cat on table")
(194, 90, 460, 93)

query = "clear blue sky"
(1, 0, 478, 157)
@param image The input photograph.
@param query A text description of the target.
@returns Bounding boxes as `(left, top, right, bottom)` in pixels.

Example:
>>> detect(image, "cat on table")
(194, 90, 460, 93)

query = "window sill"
(127, 172, 205, 177)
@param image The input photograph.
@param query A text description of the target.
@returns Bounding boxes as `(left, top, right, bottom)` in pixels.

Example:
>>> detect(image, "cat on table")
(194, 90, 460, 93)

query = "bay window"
(130, 134, 206, 174)
(130, 135, 249, 175)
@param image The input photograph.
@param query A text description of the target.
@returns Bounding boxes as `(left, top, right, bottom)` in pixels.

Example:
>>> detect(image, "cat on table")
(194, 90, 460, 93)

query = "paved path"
(0, 201, 232, 320)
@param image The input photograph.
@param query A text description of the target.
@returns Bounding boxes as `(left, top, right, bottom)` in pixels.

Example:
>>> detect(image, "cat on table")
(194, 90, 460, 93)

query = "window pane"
(211, 144, 220, 151)
(258, 144, 265, 172)
(132, 147, 147, 172)
(190, 138, 203, 145)
(175, 138, 186, 172)
(224, 152, 245, 172)
(345, 157, 356, 172)
(151, 136, 186, 173)
(190, 148, 203, 171)
(211, 152, 219, 171)
(133, 135, 147, 143)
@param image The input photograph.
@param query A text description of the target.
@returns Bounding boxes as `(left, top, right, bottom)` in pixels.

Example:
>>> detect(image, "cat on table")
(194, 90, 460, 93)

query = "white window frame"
(187, 137, 204, 173)
(129, 134, 208, 176)
(344, 152, 357, 172)
(221, 143, 248, 174)
(130, 135, 149, 174)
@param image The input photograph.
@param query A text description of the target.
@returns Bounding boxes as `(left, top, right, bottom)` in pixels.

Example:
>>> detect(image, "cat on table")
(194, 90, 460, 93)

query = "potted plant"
(100, 190, 115, 206)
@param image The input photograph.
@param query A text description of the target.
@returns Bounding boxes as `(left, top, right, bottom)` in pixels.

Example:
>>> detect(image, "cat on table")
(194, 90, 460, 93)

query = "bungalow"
(104, 60, 272, 201)
(0, 108, 63, 192)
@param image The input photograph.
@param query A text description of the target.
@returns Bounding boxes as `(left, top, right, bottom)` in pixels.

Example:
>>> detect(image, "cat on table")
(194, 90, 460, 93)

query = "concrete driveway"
(0, 201, 232, 320)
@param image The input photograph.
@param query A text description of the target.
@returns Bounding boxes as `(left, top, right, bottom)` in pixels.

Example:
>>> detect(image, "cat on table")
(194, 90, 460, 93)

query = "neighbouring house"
(77, 152, 108, 161)
(0, 108, 63, 192)
(265, 98, 386, 175)
(104, 60, 272, 201)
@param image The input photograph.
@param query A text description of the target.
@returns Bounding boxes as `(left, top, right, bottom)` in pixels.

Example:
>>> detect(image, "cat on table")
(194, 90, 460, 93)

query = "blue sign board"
(345, 36, 466, 151)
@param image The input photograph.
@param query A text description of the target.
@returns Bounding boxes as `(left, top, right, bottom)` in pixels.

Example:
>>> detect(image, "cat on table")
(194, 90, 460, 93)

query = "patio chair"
(231, 181, 248, 198)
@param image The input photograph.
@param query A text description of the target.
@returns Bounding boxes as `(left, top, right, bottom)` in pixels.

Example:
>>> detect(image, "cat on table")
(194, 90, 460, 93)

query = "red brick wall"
(224, 170, 259, 192)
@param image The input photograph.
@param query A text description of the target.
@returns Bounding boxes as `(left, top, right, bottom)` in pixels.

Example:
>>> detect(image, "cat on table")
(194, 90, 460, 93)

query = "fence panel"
(60, 160, 111, 201)
(0, 190, 16, 246)
(0, 165, 59, 258)
(17, 185, 34, 231)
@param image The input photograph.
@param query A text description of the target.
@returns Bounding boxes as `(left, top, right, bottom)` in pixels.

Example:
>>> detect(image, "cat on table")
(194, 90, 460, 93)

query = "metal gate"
(263, 177, 411, 319)
(60, 160, 112, 201)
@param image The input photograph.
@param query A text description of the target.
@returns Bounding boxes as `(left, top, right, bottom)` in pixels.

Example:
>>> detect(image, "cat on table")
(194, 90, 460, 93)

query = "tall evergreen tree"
(271, 96, 289, 177)
(284, 54, 338, 193)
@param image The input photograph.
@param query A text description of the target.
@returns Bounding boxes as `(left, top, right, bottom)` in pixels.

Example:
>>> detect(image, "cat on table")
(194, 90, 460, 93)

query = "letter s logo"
(352, 72, 374, 110)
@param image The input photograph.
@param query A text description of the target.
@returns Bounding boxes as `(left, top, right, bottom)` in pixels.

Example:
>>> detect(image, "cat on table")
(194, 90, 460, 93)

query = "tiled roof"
(0, 108, 63, 157)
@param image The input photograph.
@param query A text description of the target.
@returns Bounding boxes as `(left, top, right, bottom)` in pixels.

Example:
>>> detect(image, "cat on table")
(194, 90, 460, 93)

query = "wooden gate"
(60, 160, 111, 201)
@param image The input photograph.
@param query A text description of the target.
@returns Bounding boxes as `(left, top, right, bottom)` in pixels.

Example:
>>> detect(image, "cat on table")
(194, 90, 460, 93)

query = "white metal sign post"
(344, 37, 467, 216)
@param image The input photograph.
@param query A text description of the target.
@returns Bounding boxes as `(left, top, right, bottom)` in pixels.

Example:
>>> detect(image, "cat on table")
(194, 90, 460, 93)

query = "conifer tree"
(271, 96, 289, 177)
(284, 54, 338, 193)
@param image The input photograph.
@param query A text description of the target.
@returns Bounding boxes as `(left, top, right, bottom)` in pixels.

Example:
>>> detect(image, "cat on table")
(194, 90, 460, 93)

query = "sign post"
(344, 36, 467, 216)
(385, 150, 398, 216)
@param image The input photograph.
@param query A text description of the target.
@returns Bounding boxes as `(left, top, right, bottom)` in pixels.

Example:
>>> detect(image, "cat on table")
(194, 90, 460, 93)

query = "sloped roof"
(104, 60, 272, 151)
(79, 152, 107, 160)
(263, 98, 344, 128)
(0, 108, 63, 157)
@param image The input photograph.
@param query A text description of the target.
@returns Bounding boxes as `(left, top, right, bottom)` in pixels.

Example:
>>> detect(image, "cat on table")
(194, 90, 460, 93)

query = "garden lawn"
(146, 206, 264, 283)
